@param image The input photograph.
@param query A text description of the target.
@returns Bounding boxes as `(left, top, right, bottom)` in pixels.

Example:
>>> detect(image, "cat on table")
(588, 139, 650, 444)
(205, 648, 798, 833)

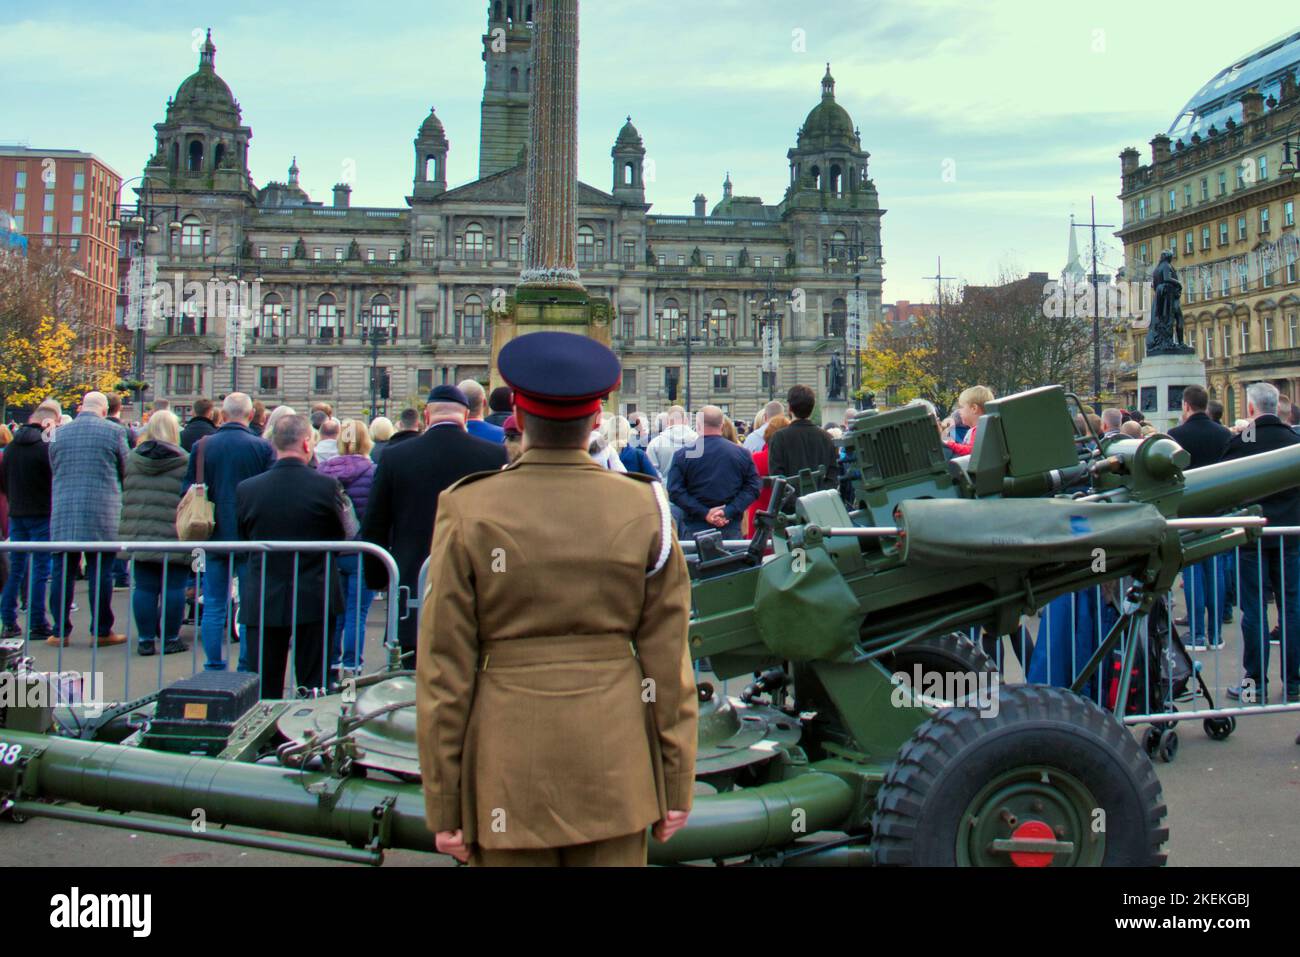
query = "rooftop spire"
(289, 156, 300, 187)
(822, 63, 835, 99)
(199, 28, 216, 71)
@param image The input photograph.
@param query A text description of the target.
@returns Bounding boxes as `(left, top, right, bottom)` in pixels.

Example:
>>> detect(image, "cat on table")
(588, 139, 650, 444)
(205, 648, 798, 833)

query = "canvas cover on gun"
(896, 499, 1167, 567)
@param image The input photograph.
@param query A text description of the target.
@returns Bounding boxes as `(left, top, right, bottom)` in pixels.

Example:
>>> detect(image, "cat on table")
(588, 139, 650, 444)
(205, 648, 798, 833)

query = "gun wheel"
(883, 632, 997, 679)
(871, 685, 1167, 866)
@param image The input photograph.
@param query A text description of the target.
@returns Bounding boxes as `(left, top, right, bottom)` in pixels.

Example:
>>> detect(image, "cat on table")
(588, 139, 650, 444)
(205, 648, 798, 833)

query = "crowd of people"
(1, 369, 1297, 706)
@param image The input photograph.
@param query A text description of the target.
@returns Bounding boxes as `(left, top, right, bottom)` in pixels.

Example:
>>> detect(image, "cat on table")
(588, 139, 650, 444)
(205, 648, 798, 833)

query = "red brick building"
(0, 147, 122, 354)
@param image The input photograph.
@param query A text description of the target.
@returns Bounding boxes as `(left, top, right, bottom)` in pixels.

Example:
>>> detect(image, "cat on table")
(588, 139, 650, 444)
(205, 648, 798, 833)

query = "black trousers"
(244, 619, 331, 699)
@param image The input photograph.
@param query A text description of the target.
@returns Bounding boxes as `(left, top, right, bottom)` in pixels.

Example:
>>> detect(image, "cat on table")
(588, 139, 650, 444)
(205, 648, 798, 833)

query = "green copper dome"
(616, 116, 643, 148)
(168, 29, 240, 125)
(419, 106, 447, 141)
(798, 65, 857, 147)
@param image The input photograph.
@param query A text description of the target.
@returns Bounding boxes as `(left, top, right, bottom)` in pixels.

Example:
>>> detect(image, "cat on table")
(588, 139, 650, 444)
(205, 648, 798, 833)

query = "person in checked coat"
(48, 391, 130, 646)
(417, 332, 698, 868)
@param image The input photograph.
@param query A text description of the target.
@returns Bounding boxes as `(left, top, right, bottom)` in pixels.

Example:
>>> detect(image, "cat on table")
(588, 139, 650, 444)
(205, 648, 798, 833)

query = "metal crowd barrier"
(0, 540, 402, 705)
(979, 527, 1300, 756)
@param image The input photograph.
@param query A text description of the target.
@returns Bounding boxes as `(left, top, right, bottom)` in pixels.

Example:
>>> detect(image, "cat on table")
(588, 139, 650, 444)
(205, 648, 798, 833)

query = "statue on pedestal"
(828, 351, 846, 400)
(1145, 251, 1194, 355)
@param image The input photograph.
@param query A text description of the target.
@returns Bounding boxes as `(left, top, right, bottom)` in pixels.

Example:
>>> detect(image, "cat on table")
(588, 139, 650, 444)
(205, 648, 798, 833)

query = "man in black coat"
(1220, 382, 1300, 703)
(767, 384, 839, 492)
(180, 398, 219, 452)
(1170, 384, 1234, 648)
(236, 413, 346, 698)
(362, 385, 508, 657)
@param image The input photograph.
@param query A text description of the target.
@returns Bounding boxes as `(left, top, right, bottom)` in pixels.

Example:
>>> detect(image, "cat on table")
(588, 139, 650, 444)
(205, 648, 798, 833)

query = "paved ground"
(1, 585, 1297, 867)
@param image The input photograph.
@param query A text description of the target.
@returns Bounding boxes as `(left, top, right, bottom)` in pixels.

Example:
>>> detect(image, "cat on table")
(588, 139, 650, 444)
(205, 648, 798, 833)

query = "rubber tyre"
(1203, 717, 1235, 741)
(1156, 729, 1179, 763)
(871, 685, 1168, 866)
(883, 632, 998, 680)
(1141, 726, 1160, 757)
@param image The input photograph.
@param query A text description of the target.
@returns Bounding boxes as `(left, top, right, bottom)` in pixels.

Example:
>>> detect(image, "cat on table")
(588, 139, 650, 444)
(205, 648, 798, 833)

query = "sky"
(2, 1, 1292, 301)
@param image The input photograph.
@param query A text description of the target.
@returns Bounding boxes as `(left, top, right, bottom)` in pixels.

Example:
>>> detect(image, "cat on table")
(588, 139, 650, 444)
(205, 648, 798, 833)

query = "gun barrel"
(1178, 444, 1300, 517)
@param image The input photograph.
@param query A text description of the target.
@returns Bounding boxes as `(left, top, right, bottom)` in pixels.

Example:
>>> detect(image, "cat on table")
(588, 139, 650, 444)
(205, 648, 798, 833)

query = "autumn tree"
(0, 246, 128, 417)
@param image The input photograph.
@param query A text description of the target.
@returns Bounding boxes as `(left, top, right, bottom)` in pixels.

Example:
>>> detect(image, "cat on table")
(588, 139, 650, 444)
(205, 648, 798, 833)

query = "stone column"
(520, 0, 582, 290)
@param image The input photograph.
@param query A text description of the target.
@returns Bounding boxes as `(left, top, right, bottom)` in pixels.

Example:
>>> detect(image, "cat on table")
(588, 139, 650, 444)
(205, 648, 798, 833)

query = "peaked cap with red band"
(498, 331, 622, 421)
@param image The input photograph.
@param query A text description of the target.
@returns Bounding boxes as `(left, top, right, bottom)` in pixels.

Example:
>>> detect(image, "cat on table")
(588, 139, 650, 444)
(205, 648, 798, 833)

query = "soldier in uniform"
(416, 331, 698, 867)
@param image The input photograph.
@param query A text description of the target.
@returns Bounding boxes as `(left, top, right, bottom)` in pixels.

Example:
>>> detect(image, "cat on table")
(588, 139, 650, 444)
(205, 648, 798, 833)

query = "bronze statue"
(1145, 251, 1193, 355)
(828, 351, 846, 399)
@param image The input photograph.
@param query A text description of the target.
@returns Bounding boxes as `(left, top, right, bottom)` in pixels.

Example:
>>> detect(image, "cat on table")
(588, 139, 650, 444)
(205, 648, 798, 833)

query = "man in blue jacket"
(668, 405, 760, 541)
(182, 392, 273, 671)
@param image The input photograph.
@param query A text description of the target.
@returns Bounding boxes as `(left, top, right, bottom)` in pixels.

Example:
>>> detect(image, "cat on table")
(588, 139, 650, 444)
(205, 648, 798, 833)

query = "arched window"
(460, 222, 484, 259)
(179, 215, 203, 255)
(187, 140, 204, 173)
(577, 225, 596, 264)
(493, 1, 502, 21)
(315, 294, 338, 339)
(461, 294, 484, 341)
(526, 3, 533, 20)
(510, 67, 520, 91)
(425, 155, 438, 180)
(624, 161, 634, 186)
(708, 298, 733, 340)
(828, 297, 847, 337)
(506, 3, 514, 22)
(371, 294, 393, 334)
(659, 297, 681, 341)
(259, 293, 284, 339)
(811, 165, 822, 190)
(830, 164, 843, 197)
(214, 142, 226, 169)
(170, 142, 179, 172)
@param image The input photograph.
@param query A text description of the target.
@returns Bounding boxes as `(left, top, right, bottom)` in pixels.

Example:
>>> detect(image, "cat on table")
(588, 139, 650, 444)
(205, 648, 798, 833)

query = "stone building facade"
(130, 12, 884, 424)
(1116, 31, 1300, 420)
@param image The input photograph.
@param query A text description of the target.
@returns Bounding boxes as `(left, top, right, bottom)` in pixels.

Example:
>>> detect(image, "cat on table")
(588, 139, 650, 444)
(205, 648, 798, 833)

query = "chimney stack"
(333, 183, 352, 208)
(693, 193, 707, 217)
(1149, 134, 1171, 165)
(1120, 147, 1140, 175)
(1240, 88, 1265, 122)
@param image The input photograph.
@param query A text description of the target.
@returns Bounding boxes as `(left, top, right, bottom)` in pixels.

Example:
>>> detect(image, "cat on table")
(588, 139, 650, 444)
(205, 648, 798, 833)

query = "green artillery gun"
(2, 385, 1297, 866)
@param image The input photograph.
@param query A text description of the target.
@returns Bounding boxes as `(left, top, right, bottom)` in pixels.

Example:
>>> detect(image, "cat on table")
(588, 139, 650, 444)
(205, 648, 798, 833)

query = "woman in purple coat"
(319, 420, 376, 674)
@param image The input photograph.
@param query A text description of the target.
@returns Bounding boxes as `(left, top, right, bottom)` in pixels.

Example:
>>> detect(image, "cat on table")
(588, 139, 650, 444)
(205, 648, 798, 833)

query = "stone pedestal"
(820, 398, 851, 430)
(1136, 351, 1205, 432)
(489, 286, 619, 410)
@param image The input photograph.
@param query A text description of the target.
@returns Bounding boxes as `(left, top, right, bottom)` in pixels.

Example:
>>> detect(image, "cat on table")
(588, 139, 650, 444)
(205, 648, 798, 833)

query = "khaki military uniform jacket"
(416, 446, 697, 850)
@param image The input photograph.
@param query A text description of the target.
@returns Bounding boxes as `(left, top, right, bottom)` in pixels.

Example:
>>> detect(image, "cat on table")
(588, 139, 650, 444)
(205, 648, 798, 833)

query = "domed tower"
(785, 64, 873, 208)
(611, 116, 646, 205)
(145, 29, 252, 193)
(413, 106, 449, 199)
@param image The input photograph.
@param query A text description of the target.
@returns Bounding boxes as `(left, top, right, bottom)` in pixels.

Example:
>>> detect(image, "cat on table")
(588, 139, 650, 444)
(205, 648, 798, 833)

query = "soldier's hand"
(436, 829, 470, 863)
(653, 809, 689, 843)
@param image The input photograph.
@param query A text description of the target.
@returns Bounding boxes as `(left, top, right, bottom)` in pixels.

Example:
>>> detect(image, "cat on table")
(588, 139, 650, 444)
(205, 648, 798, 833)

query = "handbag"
(176, 439, 216, 541)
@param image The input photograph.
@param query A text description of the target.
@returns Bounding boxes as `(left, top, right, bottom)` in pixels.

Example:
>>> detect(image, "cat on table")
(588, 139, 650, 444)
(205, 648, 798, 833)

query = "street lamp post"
(204, 243, 257, 392)
(748, 273, 787, 402)
(109, 179, 181, 410)
(823, 225, 880, 408)
(360, 310, 390, 417)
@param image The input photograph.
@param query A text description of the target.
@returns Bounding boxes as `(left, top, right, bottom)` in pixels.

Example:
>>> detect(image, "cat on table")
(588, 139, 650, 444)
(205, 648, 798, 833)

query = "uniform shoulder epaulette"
(619, 470, 657, 485)
(446, 466, 510, 494)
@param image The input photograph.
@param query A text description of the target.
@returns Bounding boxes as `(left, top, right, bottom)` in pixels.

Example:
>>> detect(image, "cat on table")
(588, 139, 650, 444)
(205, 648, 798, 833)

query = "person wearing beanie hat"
(416, 331, 697, 867)
(485, 386, 514, 429)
